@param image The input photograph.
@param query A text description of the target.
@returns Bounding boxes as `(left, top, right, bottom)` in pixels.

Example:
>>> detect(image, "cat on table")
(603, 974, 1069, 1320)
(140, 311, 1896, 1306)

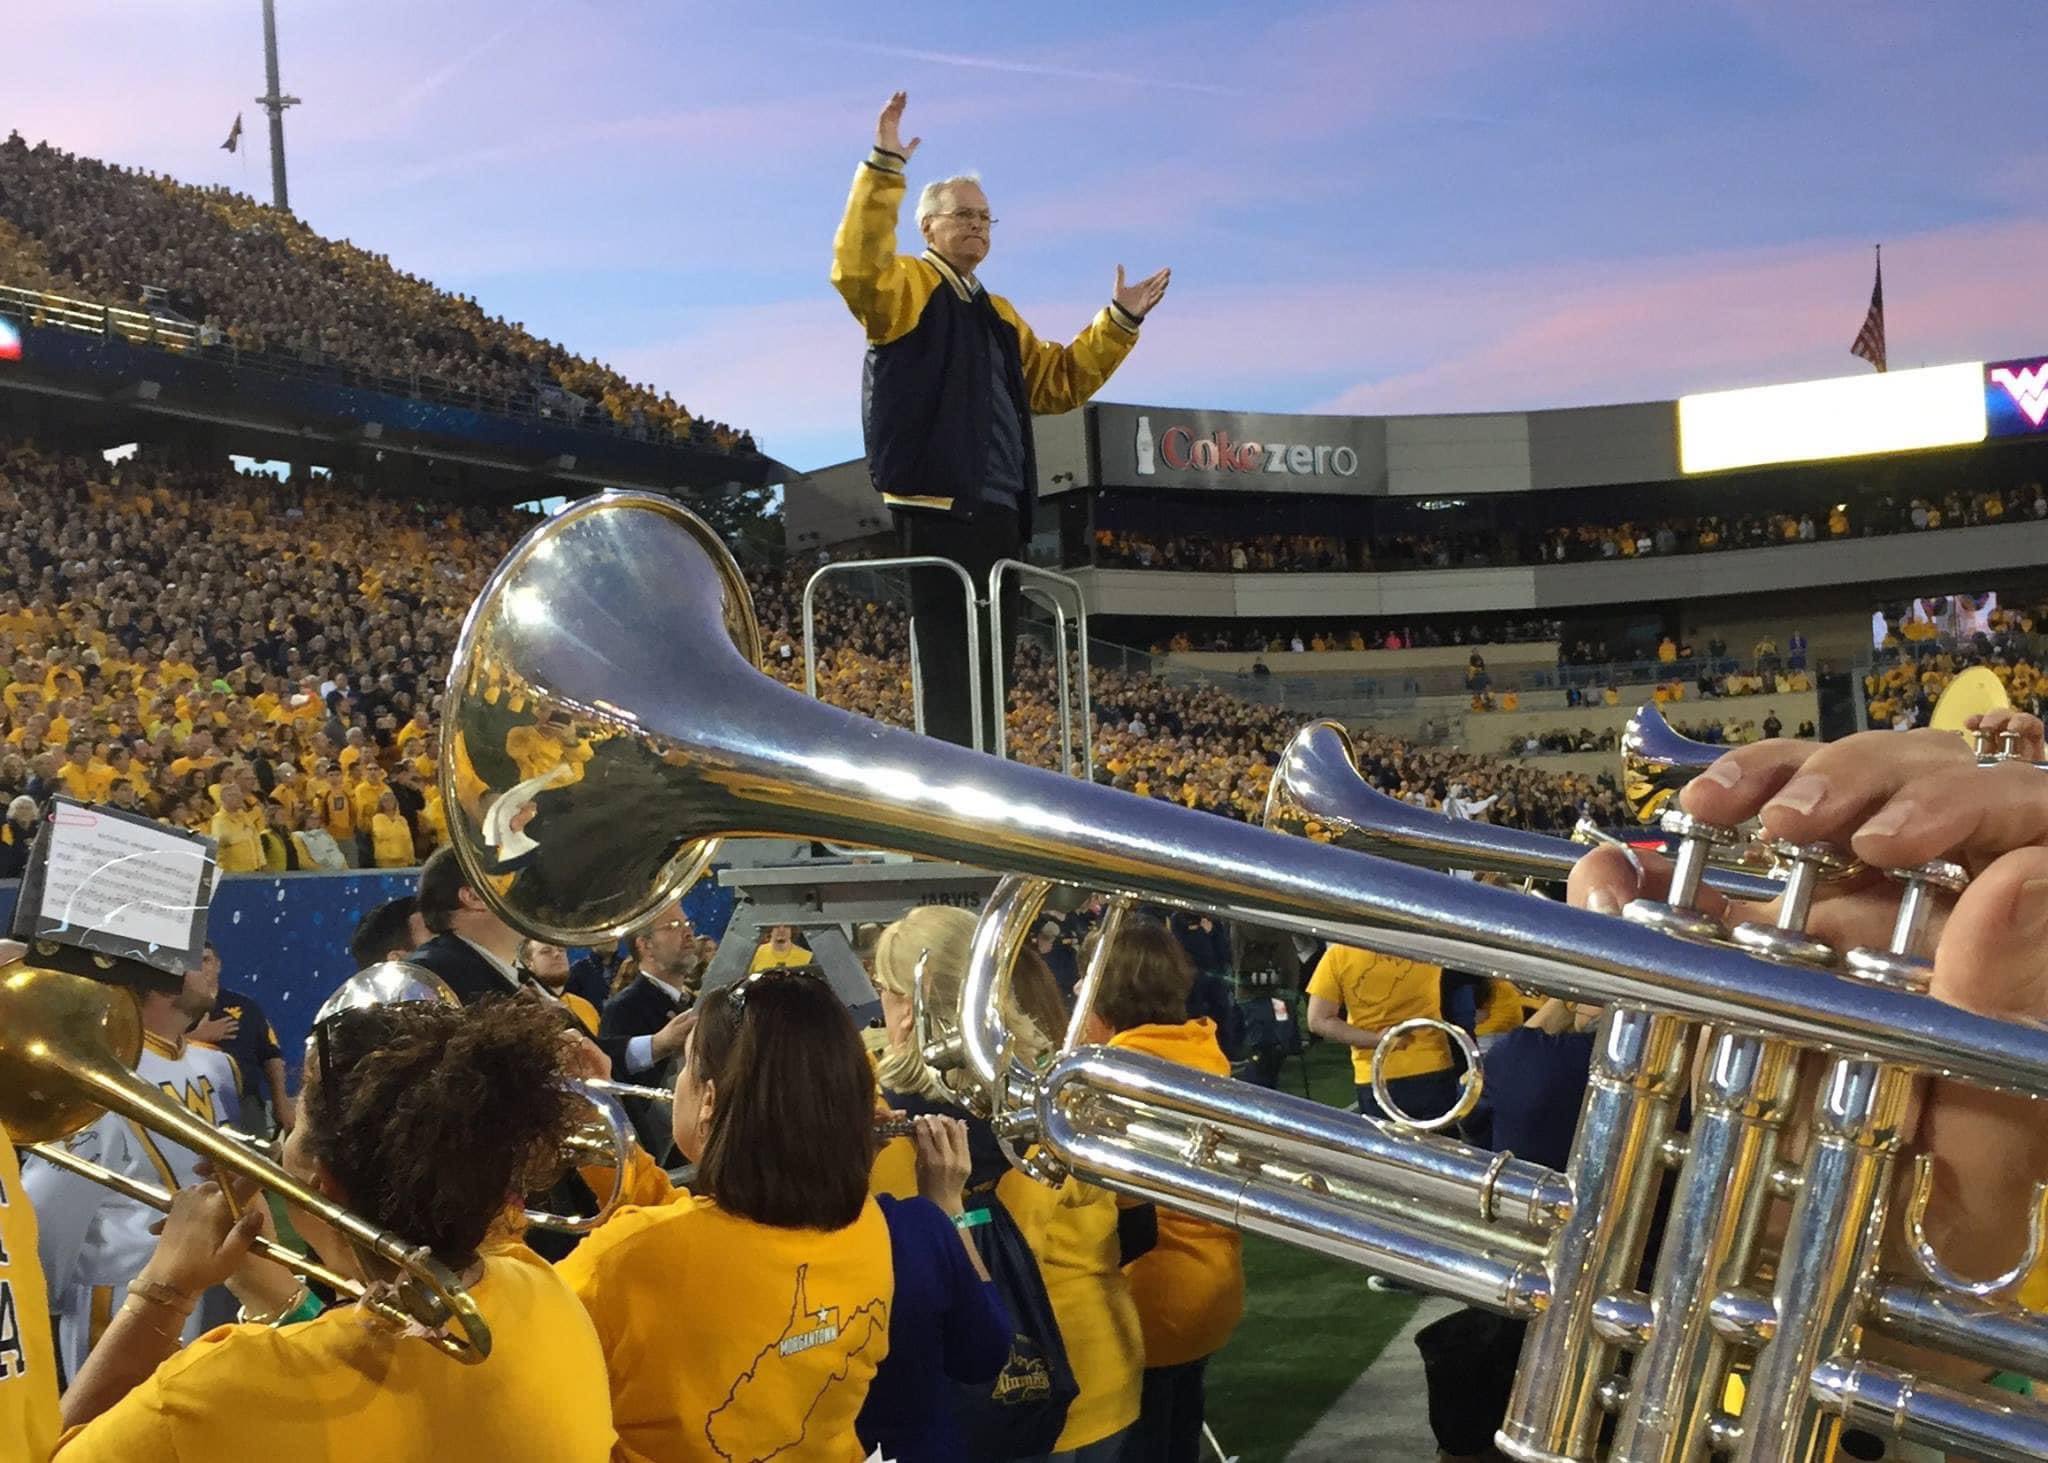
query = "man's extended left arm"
(996, 263, 1172, 415)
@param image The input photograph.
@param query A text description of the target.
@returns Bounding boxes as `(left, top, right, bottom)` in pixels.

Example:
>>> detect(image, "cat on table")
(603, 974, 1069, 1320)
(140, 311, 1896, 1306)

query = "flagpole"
(256, 0, 300, 212)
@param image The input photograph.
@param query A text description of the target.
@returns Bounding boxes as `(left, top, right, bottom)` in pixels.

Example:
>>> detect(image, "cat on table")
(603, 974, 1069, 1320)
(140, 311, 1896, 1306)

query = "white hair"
(915, 172, 984, 227)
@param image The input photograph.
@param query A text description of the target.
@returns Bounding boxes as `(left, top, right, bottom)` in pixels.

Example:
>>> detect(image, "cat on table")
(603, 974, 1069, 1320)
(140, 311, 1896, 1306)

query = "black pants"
(1121, 1358, 1208, 1463)
(896, 506, 1022, 751)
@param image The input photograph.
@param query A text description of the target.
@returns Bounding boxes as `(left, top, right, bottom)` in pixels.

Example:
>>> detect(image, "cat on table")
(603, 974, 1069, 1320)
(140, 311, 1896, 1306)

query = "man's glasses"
(936, 210, 997, 226)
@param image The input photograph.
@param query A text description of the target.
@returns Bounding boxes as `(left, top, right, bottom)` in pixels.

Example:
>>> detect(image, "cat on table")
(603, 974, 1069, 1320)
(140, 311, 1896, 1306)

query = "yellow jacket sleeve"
(830, 153, 934, 346)
(991, 295, 1142, 416)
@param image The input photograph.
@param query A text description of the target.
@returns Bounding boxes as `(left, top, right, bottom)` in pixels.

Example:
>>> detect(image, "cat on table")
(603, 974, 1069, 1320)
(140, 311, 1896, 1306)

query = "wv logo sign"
(1989, 361, 2048, 429)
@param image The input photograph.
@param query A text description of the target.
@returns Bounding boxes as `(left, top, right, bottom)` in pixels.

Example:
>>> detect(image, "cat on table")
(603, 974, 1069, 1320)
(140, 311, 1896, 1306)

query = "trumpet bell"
(1622, 702, 1724, 824)
(442, 492, 762, 946)
(0, 958, 144, 1142)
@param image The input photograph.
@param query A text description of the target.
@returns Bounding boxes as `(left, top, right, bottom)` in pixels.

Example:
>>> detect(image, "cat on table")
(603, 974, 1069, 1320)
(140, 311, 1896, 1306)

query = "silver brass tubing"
(1730, 1056, 1915, 1462)
(452, 500, 2048, 1103)
(1734, 861, 1951, 1463)
(583, 1077, 673, 1104)
(1870, 1281, 2048, 1384)
(1062, 896, 1131, 1053)
(1271, 720, 1782, 903)
(1809, 1358, 2048, 1463)
(1039, 1074, 1552, 1315)
(1497, 1008, 1693, 1463)
(1613, 842, 1835, 1462)
(1608, 1030, 1801, 1462)
(1094, 1106, 1552, 1266)
(1043, 1045, 1573, 1242)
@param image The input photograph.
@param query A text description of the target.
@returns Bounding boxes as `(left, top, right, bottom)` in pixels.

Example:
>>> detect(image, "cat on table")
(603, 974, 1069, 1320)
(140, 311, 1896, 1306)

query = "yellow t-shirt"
(1476, 980, 1530, 1037)
(556, 1195, 892, 1463)
(1108, 1021, 1245, 1367)
(55, 763, 99, 802)
(1307, 945, 1450, 1081)
(52, 1248, 614, 1462)
(312, 781, 355, 841)
(748, 943, 812, 973)
(371, 812, 416, 869)
(0, 1128, 60, 1463)
(209, 809, 265, 874)
(166, 754, 219, 784)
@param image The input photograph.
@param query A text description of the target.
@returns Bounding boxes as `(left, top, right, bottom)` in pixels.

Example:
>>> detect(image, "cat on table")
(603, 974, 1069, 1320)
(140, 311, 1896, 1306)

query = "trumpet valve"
(1731, 840, 1859, 966)
(1624, 810, 1741, 942)
(1842, 859, 1970, 992)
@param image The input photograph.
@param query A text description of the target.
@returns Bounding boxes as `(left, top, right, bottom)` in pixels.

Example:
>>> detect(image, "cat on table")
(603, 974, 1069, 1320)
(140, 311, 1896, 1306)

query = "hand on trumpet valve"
(1965, 707, 2046, 764)
(1572, 726, 2048, 1299)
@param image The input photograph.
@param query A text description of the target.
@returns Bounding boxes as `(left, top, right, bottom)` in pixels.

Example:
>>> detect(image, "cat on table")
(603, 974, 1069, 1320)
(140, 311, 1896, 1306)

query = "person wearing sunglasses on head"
(557, 970, 898, 1463)
(50, 998, 616, 1461)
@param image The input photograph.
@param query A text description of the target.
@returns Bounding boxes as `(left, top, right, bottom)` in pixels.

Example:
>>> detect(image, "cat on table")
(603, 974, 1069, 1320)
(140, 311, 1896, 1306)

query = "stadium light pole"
(256, 0, 300, 211)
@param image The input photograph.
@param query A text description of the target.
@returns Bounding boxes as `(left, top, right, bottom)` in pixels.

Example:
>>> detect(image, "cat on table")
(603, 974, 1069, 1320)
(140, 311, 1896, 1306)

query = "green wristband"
(279, 1290, 325, 1326)
(952, 1208, 992, 1231)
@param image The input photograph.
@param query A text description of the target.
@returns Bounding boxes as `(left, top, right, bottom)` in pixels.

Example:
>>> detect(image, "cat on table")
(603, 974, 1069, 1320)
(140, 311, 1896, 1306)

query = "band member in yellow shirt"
(52, 999, 615, 1462)
(869, 907, 1143, 1458)
(1305, 943, 1457, 1125)
(558, 971, 893, 1463)
(1, 1100, 61, 1463)
(1078, 920, 1243, 1463)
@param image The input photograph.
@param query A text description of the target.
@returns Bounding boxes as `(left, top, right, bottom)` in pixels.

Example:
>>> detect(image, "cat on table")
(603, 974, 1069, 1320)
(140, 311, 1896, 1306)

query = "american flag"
(1850, 246, 1886, 372)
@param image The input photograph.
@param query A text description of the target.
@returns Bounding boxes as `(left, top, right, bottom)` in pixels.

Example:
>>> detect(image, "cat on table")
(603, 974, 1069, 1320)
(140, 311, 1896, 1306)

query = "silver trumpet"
(444, 491, 2048, 1463)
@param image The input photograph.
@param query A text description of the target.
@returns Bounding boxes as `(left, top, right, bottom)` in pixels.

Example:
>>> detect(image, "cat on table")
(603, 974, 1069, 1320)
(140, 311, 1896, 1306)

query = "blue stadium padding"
(11, 322, 764, 487)
(0, 868, 734, 1089)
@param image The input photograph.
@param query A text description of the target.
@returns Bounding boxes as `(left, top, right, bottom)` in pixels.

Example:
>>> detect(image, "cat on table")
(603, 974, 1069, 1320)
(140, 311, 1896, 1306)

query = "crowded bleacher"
(0, 436, 1648, 869)
(0, 134, 755, 451)
(1081, 479, 2048, 574)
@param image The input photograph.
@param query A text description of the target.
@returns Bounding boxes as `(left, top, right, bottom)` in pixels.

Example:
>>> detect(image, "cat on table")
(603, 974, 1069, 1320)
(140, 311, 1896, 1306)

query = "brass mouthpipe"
(27, 1140, 364, 1301)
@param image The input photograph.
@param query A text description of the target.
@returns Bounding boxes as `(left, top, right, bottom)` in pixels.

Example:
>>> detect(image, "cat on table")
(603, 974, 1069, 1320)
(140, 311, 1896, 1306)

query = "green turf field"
(1201, 1039, 1423, 1462)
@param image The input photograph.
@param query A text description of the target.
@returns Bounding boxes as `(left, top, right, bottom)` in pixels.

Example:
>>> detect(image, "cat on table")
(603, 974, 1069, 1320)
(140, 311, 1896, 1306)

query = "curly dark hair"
(306, 998, 579, 1266)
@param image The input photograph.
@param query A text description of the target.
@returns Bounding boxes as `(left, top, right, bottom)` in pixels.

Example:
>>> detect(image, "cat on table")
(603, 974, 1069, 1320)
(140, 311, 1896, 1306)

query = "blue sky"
(14, 0, 2048, 469)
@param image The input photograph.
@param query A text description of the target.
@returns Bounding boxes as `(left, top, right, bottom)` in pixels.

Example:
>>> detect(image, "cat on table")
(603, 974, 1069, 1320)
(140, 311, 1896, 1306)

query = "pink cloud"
(1309, 218, 2048, 415)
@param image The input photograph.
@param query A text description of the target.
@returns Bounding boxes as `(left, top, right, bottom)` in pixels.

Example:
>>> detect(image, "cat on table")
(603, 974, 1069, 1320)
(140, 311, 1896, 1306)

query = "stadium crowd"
(0, 134, 754, 452)
(1081, 480, 2048, 575)
(752, 554, 1626, 831)
(1865, 598, 2048, 730)
(1152, 617, 1563, 655)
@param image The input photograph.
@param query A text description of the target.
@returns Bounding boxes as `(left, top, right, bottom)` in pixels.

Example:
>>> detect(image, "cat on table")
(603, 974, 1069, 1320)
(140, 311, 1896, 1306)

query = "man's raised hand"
(876, 91, 921, 162)
(1114, 264, 1172, 321)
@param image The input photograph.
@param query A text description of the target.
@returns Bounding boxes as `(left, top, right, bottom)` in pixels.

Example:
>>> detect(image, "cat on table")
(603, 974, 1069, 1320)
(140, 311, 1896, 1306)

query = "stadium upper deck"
(791, 352, 2048, 624)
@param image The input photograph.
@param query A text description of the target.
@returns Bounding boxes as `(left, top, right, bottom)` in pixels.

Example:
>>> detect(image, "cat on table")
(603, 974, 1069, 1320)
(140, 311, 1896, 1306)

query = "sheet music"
(36, 804, 210, 956)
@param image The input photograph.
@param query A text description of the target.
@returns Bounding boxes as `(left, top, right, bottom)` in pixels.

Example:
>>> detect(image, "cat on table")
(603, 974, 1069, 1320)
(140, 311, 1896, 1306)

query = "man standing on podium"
(832, 90, 1170, 750)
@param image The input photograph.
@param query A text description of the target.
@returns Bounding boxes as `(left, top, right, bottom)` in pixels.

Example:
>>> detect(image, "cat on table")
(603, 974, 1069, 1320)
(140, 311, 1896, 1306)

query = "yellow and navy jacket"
(831, 149, 1143, 532)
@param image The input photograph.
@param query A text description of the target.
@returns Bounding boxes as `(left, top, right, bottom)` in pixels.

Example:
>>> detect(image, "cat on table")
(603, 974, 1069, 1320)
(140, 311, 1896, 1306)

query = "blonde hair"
(872, 904, 1053, 1100)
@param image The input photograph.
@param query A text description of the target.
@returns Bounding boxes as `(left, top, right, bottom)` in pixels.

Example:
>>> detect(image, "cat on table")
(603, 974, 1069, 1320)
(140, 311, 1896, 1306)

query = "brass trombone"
(0, 956, 492, 1360)
(25, 1140, 365, 1303)
(443, 491, 2048, 1459)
